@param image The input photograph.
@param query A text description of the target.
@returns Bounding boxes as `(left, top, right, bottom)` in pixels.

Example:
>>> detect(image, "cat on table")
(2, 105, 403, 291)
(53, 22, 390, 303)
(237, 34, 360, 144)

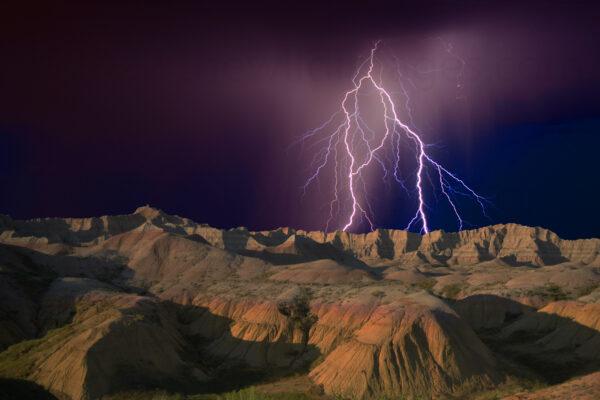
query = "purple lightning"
(297, 41, 490, 233)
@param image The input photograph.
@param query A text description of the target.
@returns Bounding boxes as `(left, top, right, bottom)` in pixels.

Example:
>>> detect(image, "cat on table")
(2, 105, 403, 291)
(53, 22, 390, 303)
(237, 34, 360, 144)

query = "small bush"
(526, 283, 569, 301)
(249, 271, 276, 283)
(578, 283, 599, 297)
(545, 283, 568, 301)
(416, 278, 436, 292)
(441, 283, 463, 298)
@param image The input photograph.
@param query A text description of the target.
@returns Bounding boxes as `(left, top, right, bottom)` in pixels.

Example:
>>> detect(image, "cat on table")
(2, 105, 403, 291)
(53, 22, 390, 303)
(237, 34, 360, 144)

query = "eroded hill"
(0, 206, 599, 399)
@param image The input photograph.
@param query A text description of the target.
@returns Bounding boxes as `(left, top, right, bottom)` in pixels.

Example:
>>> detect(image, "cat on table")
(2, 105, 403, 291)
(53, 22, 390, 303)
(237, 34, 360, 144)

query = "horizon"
(2, 204, 597, 241)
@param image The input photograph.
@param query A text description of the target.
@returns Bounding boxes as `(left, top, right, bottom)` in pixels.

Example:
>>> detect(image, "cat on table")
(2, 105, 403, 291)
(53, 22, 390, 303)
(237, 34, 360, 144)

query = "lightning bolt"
(297, 41, 490, 233)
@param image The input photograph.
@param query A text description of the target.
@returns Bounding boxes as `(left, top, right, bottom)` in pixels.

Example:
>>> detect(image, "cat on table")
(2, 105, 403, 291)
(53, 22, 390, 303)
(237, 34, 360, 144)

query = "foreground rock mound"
(308, 293, 500, 398)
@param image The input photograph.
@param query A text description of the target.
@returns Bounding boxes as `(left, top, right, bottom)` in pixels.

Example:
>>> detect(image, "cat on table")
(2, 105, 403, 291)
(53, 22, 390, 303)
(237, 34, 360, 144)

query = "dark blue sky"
(1, 1, 599, 239)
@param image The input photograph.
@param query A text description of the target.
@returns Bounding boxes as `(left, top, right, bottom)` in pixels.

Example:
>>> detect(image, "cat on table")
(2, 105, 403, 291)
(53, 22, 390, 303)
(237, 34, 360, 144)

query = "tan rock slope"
(307, 293, 500, 398)
(0, 278, 208, 400)
(1, 206, 599, 267)
(0, 206, 599, 399)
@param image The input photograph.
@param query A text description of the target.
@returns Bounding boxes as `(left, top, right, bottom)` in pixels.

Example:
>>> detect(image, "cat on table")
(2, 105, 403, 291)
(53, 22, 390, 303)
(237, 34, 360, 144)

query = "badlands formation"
(0, 206, 599, 399)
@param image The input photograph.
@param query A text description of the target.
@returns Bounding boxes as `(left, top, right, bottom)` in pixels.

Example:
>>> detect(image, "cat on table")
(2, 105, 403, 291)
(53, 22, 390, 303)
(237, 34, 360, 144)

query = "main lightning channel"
(298, 41, 489, 233)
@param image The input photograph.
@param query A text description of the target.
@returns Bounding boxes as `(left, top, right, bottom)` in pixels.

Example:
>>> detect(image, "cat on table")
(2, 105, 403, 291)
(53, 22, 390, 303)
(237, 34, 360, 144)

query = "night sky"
(1, 1, 600, 239)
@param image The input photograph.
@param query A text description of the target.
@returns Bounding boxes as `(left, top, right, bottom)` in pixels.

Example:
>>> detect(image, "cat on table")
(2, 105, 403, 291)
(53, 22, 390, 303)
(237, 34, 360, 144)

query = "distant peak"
(133, 205, 163, 219)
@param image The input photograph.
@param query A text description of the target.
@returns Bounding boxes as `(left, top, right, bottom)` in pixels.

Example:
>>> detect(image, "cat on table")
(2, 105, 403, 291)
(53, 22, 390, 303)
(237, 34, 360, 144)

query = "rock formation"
(0, 206, 598, 399)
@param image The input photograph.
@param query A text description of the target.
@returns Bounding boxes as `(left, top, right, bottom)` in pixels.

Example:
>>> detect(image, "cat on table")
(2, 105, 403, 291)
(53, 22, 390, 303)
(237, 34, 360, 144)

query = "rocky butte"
(0, 206, 599, 399)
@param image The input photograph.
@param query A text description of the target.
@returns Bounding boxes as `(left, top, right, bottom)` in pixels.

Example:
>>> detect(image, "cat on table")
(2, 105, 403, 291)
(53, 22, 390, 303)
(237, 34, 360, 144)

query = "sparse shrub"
(350, 281, 369, 289)
(277, 287, 318, 357)
(249, 271, 276, 283)
(545, 283, 568, 301)
(441, 283, 463, 298)
(483, 280, 505, 288)
(416, 278, 436, 292)
(133, 313, 145, 322)
(526, 283, 569, 301)
(578, 283, 599, 297)
(371, 290, 386, 298)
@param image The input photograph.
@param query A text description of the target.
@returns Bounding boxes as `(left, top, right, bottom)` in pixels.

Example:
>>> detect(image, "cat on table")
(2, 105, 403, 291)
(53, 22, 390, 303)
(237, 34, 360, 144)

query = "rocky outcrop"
(2, 207, 599, 268)
(302, 224, 600, 266)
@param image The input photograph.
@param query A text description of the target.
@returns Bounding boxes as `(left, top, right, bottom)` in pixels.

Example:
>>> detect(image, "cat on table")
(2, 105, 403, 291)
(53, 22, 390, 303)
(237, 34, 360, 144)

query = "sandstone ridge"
(1, 205, 598, 268)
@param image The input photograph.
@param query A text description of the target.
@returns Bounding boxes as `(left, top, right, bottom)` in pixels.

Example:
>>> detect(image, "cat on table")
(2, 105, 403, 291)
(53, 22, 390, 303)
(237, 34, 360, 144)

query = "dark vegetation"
(0, 323, 77, 380)
(578, 283, 599, 297)
(525, 283, 569, 301)
(0, 377, 58, 400)
(440, 283, 463, 299)
(277, 288, 318, 353)
(100, 387, 320, 400)
(415, 277, 436, 292)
